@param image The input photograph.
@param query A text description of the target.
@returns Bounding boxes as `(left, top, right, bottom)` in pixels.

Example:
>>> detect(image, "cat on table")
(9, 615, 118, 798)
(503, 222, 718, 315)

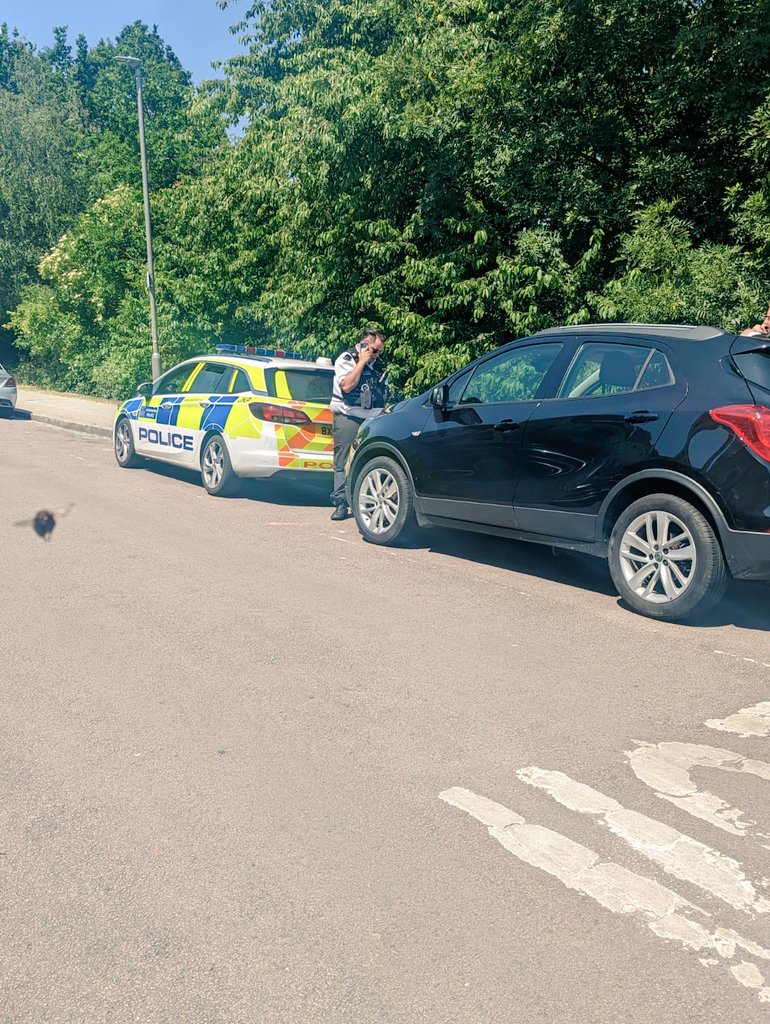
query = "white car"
(0, 364, 17, 416)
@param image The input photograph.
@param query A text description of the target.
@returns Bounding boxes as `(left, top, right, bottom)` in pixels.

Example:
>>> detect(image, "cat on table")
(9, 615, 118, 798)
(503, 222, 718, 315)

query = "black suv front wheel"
(608, 493, 727, 621)
(353, 456, 417, 546)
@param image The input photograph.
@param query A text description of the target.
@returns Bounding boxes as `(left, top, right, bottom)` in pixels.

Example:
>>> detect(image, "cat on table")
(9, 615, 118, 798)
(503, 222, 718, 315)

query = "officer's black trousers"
(330, 412, 364, 508)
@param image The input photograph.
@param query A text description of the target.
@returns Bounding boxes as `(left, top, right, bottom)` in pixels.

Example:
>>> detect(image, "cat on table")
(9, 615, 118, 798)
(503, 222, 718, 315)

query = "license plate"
(319, 424, 333, 437)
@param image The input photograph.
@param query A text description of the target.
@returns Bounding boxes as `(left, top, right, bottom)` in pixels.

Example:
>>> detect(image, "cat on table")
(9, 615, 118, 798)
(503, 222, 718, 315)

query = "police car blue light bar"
(215, 344, 305, 360)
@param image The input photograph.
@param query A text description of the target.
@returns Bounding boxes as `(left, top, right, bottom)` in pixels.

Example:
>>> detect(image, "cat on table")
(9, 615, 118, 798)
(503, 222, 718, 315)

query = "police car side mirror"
(136, 381, 153, 398)
(430, 384, 449, 412)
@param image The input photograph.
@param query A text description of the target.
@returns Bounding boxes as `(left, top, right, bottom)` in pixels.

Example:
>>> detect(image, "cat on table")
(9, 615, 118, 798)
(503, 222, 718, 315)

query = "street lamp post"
(115, 55, 162, 381)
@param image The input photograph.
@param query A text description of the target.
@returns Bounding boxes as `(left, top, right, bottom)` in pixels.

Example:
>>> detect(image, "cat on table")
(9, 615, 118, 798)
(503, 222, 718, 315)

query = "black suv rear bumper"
(721, 528, 770, 581)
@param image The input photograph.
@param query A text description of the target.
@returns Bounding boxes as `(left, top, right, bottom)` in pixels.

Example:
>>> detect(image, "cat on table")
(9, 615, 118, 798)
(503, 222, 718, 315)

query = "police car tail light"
(709, 404, 770, 462)
(3, 376, 15, 387)
(248, 402, 311, 426)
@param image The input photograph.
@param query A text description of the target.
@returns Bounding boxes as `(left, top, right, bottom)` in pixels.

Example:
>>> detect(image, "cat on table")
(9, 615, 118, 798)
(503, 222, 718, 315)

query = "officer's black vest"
(344, 348, 383, 409)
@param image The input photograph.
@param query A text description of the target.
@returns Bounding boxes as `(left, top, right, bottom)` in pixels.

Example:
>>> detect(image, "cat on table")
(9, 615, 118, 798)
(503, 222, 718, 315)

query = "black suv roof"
(533, 323, 730, 343)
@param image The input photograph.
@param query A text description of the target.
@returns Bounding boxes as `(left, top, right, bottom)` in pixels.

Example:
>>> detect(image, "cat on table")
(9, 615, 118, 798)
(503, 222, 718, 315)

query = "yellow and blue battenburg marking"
(114, 350, 336, 479)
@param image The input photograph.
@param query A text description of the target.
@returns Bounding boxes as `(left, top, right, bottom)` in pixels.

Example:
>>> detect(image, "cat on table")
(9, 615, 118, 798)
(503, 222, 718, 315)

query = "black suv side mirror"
(430, 384, 449, 412)
(136, 381, 153, 398)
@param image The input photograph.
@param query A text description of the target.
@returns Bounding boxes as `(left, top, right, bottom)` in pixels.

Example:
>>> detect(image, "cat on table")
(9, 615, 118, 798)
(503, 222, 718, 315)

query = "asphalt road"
(2, 417, 770, 1024)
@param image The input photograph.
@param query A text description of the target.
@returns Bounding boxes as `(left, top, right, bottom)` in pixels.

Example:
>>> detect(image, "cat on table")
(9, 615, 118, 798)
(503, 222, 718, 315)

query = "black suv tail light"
(248, 402, 311, 426)
(710, 405, 770, 462)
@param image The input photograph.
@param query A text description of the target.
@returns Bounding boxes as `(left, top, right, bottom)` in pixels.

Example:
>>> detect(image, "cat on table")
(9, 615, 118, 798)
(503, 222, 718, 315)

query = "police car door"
(135, 362, 199, 462)
(179, 361, 239, 465)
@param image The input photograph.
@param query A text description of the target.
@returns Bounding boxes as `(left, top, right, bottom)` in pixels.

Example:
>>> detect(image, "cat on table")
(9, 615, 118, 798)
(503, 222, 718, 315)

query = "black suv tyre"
(608, 493, 727, 621)
(201, 434, 241, 497)
(353, 456, 417, 546)
(114, 416, 142, 468)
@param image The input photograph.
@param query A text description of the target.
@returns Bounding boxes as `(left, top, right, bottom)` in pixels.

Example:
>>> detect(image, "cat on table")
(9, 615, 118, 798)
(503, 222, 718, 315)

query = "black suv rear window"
(734, 351, 770, 393)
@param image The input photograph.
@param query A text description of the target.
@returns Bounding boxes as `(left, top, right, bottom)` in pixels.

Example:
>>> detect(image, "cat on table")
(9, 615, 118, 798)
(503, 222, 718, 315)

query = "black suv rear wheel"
(608, 493, 727, 621)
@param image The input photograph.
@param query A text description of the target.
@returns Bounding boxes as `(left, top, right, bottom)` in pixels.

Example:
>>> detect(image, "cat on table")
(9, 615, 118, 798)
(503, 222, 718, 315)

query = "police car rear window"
(267, 369, 333, 403)
(734, 351, 770, 393)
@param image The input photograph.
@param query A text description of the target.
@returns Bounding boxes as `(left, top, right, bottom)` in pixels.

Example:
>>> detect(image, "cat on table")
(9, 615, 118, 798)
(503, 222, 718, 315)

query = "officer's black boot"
(330, 505, 350, 521)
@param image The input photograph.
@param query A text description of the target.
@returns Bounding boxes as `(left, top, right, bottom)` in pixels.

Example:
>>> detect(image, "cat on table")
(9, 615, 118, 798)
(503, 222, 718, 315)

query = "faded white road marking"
(627, 742, 770, 838)
(516, 767, 770, 914)
(733, 961, 768, 992)
(714, 650, 770, 670)
(440, 787, 770, 1003)
(707, 703, 770, 738)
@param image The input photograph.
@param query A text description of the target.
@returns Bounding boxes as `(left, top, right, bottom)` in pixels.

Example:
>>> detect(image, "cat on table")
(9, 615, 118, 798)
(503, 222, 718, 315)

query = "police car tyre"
(353, 456, 417, 546)
(201, 433, 240, 497)
(608, 493, 727, 622)
(114, 416, 142, 468)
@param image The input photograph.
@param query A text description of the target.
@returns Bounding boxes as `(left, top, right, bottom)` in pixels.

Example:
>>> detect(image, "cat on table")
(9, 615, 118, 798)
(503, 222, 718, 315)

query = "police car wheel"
(114, 417, 141, 468)
(201, 434, 240, 496)
(353, 456, 417, 546)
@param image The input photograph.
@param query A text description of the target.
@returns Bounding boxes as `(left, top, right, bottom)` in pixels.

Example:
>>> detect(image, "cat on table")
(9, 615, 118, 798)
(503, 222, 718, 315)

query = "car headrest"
(599, 350, 637, 391)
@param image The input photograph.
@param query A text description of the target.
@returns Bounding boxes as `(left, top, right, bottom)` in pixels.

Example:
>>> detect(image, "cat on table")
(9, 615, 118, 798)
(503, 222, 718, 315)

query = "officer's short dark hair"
(360, 328, 385, 346)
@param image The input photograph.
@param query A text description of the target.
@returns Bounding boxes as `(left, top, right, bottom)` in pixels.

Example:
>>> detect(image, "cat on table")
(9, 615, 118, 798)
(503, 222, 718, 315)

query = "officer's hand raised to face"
(359, 343, 380, 364)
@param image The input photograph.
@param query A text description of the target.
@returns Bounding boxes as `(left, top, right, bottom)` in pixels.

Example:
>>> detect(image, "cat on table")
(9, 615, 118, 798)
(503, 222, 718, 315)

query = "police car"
(113, 346, 335, 495)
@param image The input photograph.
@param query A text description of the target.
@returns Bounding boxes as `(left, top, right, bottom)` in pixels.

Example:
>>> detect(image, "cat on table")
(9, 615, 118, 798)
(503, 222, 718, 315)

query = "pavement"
(2, 413, 770, 1024)
(14, 385, 116, 438)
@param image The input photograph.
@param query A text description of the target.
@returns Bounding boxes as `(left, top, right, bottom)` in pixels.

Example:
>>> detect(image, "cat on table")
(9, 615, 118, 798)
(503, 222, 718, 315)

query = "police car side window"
(189, 363, 233, 394)
(230, 369, 252, 393)
(154, 365, 195, 395)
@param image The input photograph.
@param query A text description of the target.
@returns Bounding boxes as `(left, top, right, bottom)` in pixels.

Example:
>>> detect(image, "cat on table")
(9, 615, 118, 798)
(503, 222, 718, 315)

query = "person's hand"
(359, 344, 377, 364)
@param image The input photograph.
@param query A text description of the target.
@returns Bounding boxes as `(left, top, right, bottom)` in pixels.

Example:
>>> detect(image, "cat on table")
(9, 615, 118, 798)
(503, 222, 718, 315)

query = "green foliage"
(0, 20, 225, 368)
(596, 201, 767, 331)
(5, 3, 770, 398)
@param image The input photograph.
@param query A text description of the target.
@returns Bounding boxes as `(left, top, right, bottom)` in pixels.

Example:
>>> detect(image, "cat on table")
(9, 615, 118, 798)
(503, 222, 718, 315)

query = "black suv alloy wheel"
(608, 493, 728, 621)
(353, 456, 417, 546)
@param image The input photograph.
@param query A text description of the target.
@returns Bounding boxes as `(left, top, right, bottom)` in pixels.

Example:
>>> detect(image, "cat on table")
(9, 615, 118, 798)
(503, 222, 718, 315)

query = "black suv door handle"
(624, 411, 659, 424)
(494, 419, 520, 432)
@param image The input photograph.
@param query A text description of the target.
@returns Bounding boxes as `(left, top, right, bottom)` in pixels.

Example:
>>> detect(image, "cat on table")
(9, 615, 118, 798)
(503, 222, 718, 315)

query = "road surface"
(2, 417, 770, 1023)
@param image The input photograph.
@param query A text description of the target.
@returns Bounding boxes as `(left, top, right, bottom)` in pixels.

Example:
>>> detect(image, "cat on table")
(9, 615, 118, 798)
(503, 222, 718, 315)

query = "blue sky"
(2, 0, 250, 82)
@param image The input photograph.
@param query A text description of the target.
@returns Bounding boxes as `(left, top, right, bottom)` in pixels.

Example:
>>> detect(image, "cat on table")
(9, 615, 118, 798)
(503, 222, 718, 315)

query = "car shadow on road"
(415, 527, 770, 631)
(140, 460, 331, 508)
(418, 527, 616, 595)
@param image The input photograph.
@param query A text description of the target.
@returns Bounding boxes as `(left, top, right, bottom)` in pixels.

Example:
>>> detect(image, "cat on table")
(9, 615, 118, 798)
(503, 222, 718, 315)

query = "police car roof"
(197, 353, 333, 371)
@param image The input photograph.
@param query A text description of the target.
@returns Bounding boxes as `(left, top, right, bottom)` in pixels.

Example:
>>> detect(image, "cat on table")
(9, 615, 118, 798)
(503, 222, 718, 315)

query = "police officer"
(741, 302, 770, 337)
(329, 328, 387, 520)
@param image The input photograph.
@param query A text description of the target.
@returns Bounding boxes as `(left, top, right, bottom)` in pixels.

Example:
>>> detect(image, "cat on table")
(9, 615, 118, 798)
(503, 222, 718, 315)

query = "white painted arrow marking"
(627, 742, 770, 838)
(440, 786, 770, 1003)
(516, 767, 770, 914)
(707, 703, 770, 739)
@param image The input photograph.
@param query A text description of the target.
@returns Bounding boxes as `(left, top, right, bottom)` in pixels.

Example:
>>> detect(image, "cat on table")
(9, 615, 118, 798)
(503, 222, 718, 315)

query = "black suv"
(347, 324, 770, 621)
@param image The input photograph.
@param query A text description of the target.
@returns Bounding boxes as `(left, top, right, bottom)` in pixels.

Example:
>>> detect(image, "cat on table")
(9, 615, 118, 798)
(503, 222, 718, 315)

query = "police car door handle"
(494, 419, 520, 432)
(199, 400, 212, 407)
(159, 401, 173, 409)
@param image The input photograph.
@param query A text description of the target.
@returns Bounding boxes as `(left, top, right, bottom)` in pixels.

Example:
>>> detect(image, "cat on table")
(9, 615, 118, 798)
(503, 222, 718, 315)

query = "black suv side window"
(445, 369, 473, 406)
(636, 350, 675, 391)
(558, 343, 674, 399)
(461, 344, 562, 405)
